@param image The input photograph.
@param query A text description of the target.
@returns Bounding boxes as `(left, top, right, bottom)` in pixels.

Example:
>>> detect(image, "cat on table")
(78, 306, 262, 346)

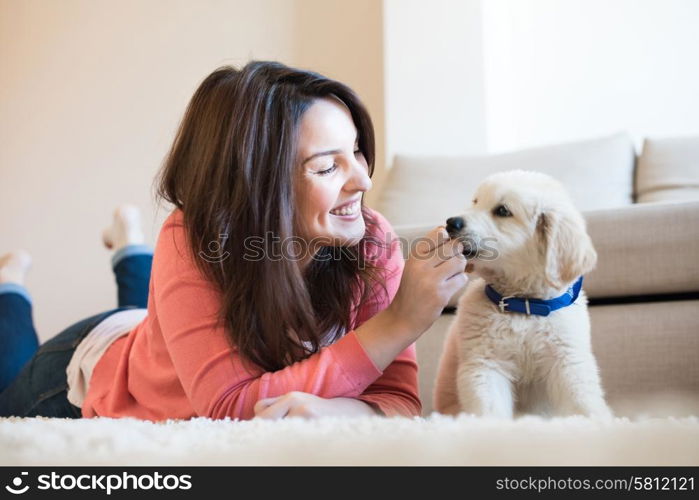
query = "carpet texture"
(1, 414, 698, 466)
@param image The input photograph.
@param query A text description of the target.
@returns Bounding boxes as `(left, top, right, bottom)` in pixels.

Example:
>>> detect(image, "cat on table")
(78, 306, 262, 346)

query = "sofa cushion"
(636, 135, 699, 203)
(393, 200, 699, 306)
(376, 132, 636, 227)
(584, 200, 699, 298)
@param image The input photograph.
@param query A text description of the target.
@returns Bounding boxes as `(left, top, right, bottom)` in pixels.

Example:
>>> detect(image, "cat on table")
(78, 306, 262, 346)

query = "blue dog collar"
(484, 276, 584, 317)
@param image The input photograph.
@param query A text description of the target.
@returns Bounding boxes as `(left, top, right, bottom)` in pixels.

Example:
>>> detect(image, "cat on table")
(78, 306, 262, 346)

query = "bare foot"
(0, 250, 32, 286)
(102, 204, 145, 251)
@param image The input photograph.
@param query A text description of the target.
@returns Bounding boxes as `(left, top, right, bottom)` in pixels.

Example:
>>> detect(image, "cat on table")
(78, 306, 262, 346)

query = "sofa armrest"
(585, 200, 699, 298)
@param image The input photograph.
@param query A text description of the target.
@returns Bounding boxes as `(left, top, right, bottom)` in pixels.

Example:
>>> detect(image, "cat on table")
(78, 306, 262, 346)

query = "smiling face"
(295, 97, 372, 249)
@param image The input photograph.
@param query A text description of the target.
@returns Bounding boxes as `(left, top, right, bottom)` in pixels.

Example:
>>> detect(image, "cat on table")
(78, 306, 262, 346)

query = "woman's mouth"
(329, 199, 361, 218)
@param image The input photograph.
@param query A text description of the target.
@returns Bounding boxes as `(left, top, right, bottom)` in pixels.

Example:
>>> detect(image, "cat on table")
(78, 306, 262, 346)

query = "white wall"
(384, 0, 487, 162)
(384, 0, 699, 158)
(482, 0, 699, 153)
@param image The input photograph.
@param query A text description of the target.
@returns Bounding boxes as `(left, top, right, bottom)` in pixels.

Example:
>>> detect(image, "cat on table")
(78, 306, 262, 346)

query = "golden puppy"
(434, 170, 612, 418)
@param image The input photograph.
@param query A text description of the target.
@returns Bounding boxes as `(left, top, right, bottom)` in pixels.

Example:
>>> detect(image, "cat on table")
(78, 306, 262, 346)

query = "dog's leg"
(516, 381, 552, 417)
(546, 354, 612, 418)
(456, 363, 514, 418)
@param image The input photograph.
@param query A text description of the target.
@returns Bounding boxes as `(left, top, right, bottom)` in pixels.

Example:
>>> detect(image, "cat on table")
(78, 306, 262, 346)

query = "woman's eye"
(493, 205, 512, 217)
(354, 149, 362, 156)
(316, 164, 338, 176)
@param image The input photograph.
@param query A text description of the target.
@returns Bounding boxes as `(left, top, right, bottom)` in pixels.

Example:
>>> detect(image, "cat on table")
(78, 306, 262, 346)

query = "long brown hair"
(155, 61, 389, 372)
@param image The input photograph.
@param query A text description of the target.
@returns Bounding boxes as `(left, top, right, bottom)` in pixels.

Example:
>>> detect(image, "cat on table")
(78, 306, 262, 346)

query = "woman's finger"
(433, 239, 465, 267)
(253, 396, 283, 415)
(446, 268, 468, 289)
(254, 398, 291, 420)
(286, 405, 312, 419)
(436, 252, 467, 279)
(412, 226, 451, 258)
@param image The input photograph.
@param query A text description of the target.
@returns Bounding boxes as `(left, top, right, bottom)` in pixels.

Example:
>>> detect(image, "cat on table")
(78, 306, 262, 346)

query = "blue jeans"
(0, 245, 153, 418)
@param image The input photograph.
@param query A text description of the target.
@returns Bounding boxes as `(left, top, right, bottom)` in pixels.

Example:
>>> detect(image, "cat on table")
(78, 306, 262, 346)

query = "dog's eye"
(493, 205, 512, 217)
(473, 198, 478, 205)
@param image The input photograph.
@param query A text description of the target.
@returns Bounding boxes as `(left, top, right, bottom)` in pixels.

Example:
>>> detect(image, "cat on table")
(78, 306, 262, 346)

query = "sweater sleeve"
(356, 344, 421, 417)
(354, 210, 422, 417)
(153, 212, 384, 421)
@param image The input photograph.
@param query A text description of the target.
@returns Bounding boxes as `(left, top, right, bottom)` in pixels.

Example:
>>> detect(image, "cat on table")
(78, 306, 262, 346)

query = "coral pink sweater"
(82, 208, 420, 421)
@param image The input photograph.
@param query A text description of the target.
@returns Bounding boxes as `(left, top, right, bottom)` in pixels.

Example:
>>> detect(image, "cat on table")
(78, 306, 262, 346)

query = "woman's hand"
(387, 226, 467, 336)
(253, 391, 378, 419)
(354, 226, 467, 371)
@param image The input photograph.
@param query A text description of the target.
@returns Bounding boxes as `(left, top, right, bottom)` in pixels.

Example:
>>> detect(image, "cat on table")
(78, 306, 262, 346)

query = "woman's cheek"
(314, 185, 338, 219)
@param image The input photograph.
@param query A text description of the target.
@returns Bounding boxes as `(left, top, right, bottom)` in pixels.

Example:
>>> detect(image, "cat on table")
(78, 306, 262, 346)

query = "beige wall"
(1, 0, 386, 341)
(294, 0, 386, 206)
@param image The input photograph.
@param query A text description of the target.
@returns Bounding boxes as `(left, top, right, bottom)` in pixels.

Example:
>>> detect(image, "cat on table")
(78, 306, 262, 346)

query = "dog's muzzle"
(446, 216, 478, 258)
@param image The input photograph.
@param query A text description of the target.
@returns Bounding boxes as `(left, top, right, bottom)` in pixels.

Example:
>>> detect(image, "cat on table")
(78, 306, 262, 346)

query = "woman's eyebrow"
(302, 149, 342, 165)
(302, 135, 359, 165)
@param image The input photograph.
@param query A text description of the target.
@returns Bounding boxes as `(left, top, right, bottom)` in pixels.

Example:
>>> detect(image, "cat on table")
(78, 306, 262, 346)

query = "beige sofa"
(375, 133, 699, 416)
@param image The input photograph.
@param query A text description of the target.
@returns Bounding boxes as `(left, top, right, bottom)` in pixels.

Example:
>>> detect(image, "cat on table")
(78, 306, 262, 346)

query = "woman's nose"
(347, 159, 372, 192)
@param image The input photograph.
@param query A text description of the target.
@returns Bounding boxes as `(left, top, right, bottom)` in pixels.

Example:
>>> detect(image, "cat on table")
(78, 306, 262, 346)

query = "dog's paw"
(586, 405, 614, 420)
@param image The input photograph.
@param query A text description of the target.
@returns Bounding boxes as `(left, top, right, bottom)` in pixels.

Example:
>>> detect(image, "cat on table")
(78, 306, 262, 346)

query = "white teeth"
(330, 200, 360, 216)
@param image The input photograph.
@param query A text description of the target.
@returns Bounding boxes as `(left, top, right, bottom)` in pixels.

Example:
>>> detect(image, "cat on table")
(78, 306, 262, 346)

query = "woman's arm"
(253, 391, 378, 418)
(252, 344, 421, 419)
(348, 211, 463, 417)
(153, 214, 394, 421)
(154, 211, 463, 421)
(355, 343, 421, 417)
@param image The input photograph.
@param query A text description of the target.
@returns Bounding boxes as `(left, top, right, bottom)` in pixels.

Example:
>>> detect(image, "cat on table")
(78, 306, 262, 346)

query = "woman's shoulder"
(153, 208, 193, 262)
(152, 207, 217, 287)
(156, 208, 187, 237)
(163, 207, 185, 227)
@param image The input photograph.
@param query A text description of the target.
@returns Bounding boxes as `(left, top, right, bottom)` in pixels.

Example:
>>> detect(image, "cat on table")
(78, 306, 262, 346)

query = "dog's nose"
(446, 216, 465, 233)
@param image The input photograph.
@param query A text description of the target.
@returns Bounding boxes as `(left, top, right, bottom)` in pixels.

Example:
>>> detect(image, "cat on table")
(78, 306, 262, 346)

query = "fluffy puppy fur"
(434, 170, 612, 418)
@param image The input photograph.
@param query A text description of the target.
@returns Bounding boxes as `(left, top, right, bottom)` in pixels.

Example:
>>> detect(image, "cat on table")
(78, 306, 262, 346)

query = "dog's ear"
(537, 209, 597, 289)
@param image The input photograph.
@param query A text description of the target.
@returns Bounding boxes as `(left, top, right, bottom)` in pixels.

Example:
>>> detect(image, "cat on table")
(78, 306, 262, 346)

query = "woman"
(0, 61, 467, 421)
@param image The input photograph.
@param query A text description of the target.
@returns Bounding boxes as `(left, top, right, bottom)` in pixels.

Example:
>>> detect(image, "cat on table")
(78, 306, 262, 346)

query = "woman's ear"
(537, 209, 597, 289)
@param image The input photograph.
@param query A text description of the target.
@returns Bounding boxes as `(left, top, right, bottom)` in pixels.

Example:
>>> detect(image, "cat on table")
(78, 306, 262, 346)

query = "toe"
(102, 228, 114, 249)
(0, 249, 32, 284)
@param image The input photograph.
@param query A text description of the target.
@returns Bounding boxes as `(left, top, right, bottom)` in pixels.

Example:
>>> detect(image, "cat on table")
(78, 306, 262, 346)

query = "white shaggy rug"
(1, 414, 698, 466)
